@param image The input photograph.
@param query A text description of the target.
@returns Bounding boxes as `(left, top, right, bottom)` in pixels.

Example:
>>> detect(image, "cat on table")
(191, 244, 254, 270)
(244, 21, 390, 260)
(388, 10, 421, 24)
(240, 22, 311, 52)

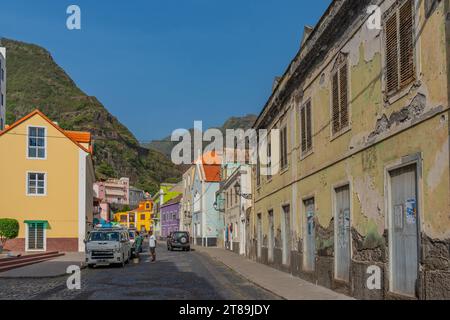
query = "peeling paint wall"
(251, 0, 450, 299)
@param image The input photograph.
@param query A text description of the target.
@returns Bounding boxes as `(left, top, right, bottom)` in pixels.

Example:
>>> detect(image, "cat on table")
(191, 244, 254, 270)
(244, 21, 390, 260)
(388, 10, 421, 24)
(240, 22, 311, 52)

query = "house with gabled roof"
(191, 152, 223, 247)
(0, 109, 95, 252)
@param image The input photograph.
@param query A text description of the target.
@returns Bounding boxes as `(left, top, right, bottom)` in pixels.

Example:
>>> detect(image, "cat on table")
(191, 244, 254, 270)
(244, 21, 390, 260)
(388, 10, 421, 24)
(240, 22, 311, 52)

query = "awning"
(24, 220, 49, 228)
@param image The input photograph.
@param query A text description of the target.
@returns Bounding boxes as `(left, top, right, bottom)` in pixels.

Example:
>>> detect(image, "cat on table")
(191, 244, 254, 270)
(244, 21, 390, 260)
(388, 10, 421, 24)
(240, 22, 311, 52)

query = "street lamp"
(234, 181, 252, 200)
(213, 201, 225, 213)
(213, 192, 225, 212)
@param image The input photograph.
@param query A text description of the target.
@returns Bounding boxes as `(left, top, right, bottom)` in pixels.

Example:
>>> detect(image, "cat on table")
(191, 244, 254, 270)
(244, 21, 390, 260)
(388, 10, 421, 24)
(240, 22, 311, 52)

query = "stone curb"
(0, 262, 86, 279)
(194, 247, 288, 300)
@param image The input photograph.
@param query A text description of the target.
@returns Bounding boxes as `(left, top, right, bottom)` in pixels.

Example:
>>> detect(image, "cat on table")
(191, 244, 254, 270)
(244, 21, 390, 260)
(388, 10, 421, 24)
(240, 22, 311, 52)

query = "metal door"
(240, 219, 246, 255)
(257, 214, 262, 258)
(268, 211, 274, 262)
(304, 199, 316, 271)
(335, 185, 351, 281)
(389, 164, 418, 296)
(282, 205, 291, 266)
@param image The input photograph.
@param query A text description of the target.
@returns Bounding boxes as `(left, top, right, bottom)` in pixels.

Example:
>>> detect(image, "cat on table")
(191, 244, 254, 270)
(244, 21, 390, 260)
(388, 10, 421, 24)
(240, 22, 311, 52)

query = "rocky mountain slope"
(147, 114, 258, 159)
(1, 38, 182, 194)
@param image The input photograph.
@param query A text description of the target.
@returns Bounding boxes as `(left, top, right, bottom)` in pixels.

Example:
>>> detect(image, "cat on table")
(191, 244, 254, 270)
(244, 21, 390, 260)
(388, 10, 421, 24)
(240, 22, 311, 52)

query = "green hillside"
(1, 38, 182, 195)
(147, 114, 258, 159)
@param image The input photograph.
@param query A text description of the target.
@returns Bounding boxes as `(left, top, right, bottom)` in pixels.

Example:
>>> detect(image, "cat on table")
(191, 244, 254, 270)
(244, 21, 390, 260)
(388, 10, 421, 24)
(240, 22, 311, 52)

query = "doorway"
(281, 205, 291, 266)
(240, 218, 246, 255)
(303, 198, 316, 271)
(335, 185, 351, 282)
(389, 164, 419, 297)
(268, 210, 274, 263)
(257, 214, 262, 259)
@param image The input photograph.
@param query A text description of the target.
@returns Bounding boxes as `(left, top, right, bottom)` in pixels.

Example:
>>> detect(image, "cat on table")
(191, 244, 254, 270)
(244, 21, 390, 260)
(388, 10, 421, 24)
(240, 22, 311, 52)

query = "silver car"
(85, 228, 132, 268)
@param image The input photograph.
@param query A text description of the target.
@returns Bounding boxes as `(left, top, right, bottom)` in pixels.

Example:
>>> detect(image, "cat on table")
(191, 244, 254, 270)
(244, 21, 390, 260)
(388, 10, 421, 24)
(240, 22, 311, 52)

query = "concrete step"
(0, 252, 65, 273)
(0, 251, 60, 263)
(0, 251, 61, 266)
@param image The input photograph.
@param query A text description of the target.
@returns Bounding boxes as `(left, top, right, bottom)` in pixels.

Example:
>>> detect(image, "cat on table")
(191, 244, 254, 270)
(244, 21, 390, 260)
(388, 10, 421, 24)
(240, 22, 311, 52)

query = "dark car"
(167, 231, 190, 251)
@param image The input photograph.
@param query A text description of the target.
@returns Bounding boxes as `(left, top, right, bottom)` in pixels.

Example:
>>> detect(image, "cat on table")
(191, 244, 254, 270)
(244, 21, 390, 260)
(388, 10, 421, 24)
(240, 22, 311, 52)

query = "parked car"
(128, 229, 137, 257)
(85, 227, 132, 268)
(167, 231, 190, 251)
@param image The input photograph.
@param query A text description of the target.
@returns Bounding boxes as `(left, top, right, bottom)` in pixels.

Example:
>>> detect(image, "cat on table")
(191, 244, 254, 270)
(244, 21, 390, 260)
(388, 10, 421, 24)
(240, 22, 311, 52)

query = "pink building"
(94, 177, 130, 206)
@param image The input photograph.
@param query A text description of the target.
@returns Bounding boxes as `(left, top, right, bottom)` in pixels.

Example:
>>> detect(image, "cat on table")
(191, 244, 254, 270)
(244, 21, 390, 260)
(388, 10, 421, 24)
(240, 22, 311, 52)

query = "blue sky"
(0, 0, 331, 141)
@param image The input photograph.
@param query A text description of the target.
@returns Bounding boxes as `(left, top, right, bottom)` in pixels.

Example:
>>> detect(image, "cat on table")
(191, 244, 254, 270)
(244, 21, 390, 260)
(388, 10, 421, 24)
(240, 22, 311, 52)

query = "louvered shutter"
(385, 12, 399, 94)
(306, 102, 312, 151)
(284, 127, 288, 165)
(280, 127, 285, 168)
(332, 73, 340, 133)
(301, 107, 307, 153)
(281, 127, 288, 167)
(339, 64, 349, 128)
(399, 0, 414, 87)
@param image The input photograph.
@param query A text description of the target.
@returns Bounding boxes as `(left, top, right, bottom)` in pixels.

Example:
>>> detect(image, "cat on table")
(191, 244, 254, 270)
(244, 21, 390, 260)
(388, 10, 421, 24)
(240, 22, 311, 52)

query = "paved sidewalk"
(0, 253, 85, 279)
(194, 246, 353, 300)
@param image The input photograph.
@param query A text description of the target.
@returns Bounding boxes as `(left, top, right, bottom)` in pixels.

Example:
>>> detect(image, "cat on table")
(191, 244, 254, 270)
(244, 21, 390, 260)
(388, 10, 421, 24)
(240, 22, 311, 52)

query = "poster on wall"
(405, 199, 417, 224)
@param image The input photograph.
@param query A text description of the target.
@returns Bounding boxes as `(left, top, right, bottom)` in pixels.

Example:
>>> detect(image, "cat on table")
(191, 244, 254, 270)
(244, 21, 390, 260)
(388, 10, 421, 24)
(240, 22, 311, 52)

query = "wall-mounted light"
(234, 181, 252, 200)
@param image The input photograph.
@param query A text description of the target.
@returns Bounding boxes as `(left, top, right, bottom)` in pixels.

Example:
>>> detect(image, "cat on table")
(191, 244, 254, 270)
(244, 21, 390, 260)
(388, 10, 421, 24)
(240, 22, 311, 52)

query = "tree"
(97, 162, 116, 178)
(0, 219, 19, 250)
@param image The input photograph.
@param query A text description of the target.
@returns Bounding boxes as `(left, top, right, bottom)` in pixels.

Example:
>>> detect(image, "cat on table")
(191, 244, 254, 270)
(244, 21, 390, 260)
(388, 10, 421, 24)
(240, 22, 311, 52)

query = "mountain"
(147, 114, 258, 159)
(1, 38, 182, 195)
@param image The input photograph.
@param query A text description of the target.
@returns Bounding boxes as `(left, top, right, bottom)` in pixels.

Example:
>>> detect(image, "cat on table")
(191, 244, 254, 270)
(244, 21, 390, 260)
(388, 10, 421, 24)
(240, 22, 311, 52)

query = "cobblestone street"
(0, 245, 280, 300)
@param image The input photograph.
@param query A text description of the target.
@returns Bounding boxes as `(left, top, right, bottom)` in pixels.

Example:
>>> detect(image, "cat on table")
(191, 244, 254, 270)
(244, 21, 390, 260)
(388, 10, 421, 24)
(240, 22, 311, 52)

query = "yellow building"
(0, 110, 95, 252)
(250, 0, 450, 300)
(114, 200, 153, 233)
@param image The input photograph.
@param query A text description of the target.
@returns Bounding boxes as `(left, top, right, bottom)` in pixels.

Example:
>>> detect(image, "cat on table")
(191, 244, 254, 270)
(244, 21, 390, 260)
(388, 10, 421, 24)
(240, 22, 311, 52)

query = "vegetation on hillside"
(147, 114, 258, 159)
(1, 38, 182, 195)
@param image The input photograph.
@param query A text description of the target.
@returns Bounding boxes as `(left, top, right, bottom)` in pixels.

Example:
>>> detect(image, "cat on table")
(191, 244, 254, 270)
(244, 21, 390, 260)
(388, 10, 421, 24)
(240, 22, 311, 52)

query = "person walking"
(148, 231, 157, 262)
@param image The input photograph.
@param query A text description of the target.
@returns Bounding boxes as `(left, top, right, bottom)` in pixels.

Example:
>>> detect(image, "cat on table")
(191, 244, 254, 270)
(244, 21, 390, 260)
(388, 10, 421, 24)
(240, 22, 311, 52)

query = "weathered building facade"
(161, 195, 182, 238)
(180, 166, 195, 233)
(0, 46, 5, 131)
(251, 0, 450, 299)
(216, 162, 252, 256)
(191, 156, 223, 247)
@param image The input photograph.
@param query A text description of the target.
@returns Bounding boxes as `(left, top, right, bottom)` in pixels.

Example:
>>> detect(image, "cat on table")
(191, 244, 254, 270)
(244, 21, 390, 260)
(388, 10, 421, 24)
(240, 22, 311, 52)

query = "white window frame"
(27, 125, 47, 160)
(26, 171, 47, 197)
(25, 222, 47, 252)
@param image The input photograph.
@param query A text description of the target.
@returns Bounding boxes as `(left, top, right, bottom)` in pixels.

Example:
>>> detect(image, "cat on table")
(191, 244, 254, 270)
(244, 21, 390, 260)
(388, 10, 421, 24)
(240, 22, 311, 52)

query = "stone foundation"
(4, 238, 79, 252)
(196, 237, 218, 247)
(232, 242, 240, 255)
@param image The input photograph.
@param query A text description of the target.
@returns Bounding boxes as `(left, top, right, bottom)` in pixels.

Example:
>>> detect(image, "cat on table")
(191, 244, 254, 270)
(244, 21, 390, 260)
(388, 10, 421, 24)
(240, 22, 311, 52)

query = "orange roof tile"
(203, 164, 221, 182)
(65, 131, 91, 144)
(194, 150, 222, 165)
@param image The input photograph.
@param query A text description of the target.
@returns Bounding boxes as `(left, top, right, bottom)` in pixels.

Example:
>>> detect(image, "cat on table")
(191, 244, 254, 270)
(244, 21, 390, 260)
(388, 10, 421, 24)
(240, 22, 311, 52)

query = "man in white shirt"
(148, 231, 157, 262)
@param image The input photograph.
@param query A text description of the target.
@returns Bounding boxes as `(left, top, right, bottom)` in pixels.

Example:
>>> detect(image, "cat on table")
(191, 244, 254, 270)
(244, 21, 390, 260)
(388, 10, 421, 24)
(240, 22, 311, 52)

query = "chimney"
(272, 76, 281, 92)
(160, 189, 165, 205)
(300, 25, 314, 48)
